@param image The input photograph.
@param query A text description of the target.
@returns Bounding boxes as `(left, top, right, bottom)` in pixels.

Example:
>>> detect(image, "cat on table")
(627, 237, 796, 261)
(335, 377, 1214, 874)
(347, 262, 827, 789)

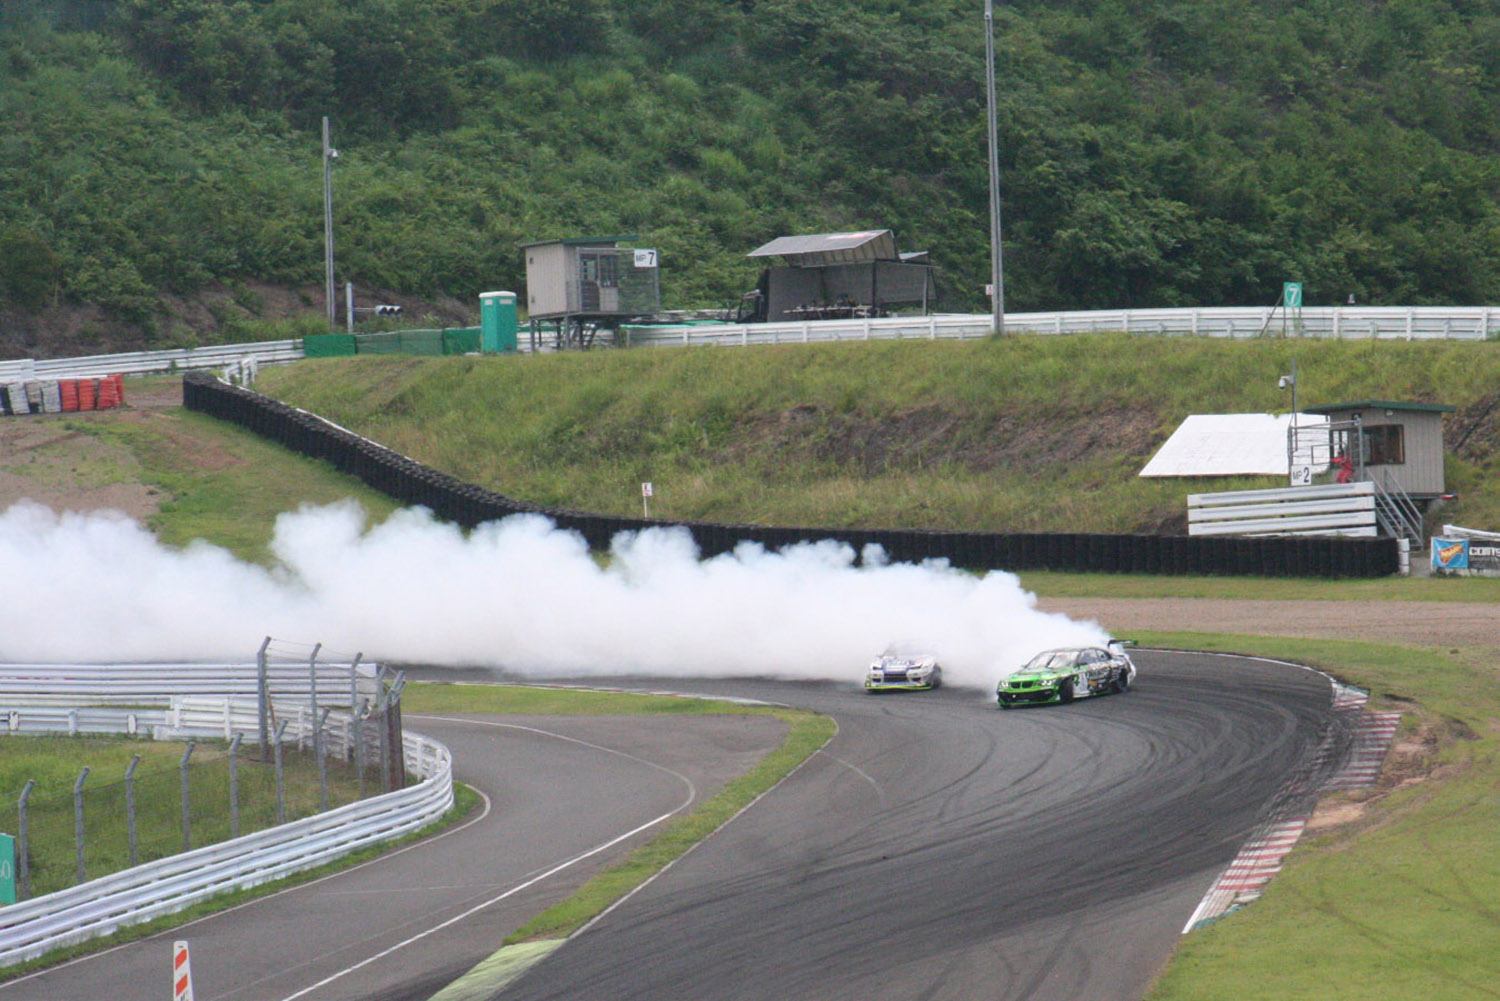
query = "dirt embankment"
(1037, 596, 1500, 656)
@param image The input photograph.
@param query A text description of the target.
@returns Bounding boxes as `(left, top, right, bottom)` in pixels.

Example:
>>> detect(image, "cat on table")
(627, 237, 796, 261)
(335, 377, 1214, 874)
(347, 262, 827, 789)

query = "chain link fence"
(0, 640, 407, 902)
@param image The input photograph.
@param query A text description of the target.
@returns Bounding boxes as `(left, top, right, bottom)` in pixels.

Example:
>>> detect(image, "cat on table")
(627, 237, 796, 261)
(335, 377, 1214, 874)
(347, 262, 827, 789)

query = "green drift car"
(996, 641, 1136, 708)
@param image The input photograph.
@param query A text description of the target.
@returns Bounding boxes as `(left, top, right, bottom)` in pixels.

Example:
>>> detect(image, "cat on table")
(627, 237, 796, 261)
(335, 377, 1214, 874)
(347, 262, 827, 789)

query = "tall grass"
(255, 335, 1500, 534)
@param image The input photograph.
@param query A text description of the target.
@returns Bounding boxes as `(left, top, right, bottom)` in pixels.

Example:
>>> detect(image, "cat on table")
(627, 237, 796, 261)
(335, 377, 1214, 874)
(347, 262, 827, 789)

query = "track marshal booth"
(1300, 399, 1454, 503)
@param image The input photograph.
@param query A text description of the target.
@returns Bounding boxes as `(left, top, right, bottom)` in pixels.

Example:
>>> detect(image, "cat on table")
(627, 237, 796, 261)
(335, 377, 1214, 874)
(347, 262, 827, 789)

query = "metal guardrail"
(1, 306, 1493, 382)
(0, 677, 451, 967)
(1188, 482, 1379, 537)
(0, 661, 378, 707)
(0, 340, 303, 382)
(624, 305, 1499, 348)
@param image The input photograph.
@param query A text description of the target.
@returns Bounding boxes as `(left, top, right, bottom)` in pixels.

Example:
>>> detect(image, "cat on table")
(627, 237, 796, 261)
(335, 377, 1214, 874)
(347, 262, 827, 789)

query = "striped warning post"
(173, 940, 194, 1001)
(1324, 712, 1402, 790)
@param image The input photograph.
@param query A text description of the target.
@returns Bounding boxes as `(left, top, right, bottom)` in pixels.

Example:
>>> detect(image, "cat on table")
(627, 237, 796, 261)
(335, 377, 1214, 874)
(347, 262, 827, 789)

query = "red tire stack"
(58, 379, 79, 412)
(78, 378, 97, 411)
(96, 376, 120, 410)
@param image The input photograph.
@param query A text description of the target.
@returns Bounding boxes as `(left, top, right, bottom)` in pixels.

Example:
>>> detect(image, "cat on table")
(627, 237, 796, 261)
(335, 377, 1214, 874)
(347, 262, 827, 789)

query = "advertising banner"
(1432, 537, 1500, 575)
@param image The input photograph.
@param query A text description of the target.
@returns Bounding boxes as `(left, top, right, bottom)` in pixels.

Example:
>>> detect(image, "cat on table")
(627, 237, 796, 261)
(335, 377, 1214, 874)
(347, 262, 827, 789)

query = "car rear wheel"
(1113, 669, 1131, 694)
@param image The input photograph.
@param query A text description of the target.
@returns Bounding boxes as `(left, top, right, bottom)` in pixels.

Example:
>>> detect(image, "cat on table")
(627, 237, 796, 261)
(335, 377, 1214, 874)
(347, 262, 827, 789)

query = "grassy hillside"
(255, 334, 1500, 535)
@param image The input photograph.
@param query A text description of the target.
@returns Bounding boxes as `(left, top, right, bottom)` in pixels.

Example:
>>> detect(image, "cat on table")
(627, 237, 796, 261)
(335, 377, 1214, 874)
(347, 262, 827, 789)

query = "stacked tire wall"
(183, 372, 1399, 578)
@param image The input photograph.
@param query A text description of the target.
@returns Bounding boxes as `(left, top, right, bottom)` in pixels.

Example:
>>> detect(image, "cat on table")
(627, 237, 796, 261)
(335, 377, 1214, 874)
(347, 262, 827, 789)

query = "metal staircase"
(1370, 476, 1425, 543)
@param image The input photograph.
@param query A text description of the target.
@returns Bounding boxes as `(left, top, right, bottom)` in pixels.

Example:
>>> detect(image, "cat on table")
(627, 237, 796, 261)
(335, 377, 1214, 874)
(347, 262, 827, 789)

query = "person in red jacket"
(1333, 450, 1355, 483)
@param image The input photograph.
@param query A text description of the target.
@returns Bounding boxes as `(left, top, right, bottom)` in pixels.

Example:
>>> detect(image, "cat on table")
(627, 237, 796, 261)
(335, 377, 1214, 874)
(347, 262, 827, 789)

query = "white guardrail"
(0, 340, 303, 383)
(0, 306, 1495, 383)
(0, 667, 452, 967)
(622, 305, 1498, 348)
(0, 661, 380, 707)
(1188, 482, 1379, 537)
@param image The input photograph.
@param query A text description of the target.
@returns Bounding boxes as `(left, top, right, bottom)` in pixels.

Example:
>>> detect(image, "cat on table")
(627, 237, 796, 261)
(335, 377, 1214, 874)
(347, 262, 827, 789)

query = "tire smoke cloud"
(0, 501, 1108, 687)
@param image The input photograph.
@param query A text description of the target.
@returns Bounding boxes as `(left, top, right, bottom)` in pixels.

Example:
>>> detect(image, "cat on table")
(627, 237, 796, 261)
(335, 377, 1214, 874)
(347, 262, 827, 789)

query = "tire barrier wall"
(1, 374, 125, 416)
(182, 371, 1400, 578)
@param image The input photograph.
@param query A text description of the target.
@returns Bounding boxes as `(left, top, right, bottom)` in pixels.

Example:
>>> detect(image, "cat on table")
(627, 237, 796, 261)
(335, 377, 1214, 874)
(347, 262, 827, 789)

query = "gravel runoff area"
(1037, 597, 1500, 655)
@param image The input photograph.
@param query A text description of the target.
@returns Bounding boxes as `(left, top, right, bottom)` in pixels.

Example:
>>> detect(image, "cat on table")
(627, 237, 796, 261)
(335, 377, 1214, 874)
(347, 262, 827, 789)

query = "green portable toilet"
(480, 291, 518, 353)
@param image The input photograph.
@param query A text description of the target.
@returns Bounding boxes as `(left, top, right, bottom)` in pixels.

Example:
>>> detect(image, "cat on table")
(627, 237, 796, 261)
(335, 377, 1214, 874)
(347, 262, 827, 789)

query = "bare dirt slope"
(0, 380, 183, 524)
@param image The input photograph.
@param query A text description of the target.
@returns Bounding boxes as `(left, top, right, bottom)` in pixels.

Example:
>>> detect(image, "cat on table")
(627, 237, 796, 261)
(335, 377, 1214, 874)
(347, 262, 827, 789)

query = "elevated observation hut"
(520, 236, 661, 349)
(735, 229, 936, 323)
(1298, 399, 1453, 502)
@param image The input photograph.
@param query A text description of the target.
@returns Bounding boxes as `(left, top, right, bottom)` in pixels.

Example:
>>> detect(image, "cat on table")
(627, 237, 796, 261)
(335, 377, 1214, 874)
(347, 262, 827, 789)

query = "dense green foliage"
(6, 0, 1500, 345)
(255, 335, 1500, 534)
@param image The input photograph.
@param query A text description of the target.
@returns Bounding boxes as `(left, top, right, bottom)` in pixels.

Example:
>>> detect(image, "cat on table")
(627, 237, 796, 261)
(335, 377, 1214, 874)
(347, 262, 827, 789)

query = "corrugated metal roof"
(746, 230, 897, 264)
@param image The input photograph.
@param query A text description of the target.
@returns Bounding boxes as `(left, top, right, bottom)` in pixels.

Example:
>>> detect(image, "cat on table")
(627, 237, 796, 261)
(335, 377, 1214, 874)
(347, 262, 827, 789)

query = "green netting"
(354, 331, 404, 354)
(443, 327, 481, 354)
(302, 334, 357, 357)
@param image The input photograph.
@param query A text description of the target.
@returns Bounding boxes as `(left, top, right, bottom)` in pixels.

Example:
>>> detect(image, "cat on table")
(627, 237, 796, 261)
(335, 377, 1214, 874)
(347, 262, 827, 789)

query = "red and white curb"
(1323, 711, 1402, 791)
(1183, 681, 1400, 933)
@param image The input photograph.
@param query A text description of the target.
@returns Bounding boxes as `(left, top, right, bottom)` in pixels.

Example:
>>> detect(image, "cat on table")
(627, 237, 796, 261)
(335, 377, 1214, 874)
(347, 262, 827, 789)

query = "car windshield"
(1022, 650, 1079, 672)
(882, 644, 928, 658)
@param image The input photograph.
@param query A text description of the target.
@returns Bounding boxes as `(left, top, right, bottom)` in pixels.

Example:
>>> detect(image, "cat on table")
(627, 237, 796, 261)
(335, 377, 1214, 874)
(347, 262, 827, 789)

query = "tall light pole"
(984, 0, 1005, 335)
(322, 116, 338, 331)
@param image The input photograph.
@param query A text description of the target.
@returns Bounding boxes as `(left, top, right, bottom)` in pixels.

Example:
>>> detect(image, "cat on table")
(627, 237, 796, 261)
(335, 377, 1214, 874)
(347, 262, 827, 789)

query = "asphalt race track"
(0, 651, 1341, 1001)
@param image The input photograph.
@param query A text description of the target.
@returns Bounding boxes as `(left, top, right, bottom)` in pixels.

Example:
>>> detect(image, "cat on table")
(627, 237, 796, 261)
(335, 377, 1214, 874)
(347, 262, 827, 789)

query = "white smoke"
(0, 500, 1108, 687)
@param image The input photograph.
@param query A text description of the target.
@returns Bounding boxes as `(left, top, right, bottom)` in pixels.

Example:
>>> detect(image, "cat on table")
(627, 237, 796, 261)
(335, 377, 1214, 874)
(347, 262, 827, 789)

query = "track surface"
(0, 651, 1337, 1001)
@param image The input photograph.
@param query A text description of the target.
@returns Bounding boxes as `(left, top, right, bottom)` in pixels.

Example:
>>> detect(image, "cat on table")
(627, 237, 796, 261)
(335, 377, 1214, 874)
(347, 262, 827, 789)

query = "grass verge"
(502, 706, 835, 944)
(1136, 631, 1499, 1001)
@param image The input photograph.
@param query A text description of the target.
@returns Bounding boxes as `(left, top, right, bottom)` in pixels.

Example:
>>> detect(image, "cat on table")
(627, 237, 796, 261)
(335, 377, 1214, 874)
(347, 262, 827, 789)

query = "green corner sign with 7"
(0, 832, 15, 905)
(1283, 281, 1303, 308)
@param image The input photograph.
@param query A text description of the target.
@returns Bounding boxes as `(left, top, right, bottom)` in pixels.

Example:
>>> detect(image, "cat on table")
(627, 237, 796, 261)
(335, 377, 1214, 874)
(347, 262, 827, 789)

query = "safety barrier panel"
(0, 661, 378, 707)
(1188, 482, 1379, 537)
(181, 372, 1401, 577)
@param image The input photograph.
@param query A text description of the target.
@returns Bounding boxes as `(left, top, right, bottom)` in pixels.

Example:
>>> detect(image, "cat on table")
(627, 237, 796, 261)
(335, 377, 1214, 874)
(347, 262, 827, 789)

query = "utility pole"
(984, 0, 1005, 335)
(322, 117, 338, 331)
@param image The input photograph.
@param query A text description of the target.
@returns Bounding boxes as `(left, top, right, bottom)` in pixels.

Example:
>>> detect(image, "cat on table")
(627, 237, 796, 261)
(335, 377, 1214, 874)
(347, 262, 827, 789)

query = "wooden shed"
(1302, 399, 1454, 500)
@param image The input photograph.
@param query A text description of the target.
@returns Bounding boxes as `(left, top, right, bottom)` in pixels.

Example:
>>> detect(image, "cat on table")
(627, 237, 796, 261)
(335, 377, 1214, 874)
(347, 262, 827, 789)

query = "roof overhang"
(1304, 400, 1455, 415)
(518, 235, 636, 250)
(747, 230, 898, 266)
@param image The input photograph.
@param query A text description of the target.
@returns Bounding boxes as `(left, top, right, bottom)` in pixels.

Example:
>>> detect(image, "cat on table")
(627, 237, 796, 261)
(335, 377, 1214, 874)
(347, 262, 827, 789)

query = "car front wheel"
(1057, 677, 1074, 704)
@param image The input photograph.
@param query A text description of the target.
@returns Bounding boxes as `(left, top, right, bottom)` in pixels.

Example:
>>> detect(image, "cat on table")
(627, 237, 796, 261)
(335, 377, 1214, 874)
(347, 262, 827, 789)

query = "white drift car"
(865, 643, 943, 691)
